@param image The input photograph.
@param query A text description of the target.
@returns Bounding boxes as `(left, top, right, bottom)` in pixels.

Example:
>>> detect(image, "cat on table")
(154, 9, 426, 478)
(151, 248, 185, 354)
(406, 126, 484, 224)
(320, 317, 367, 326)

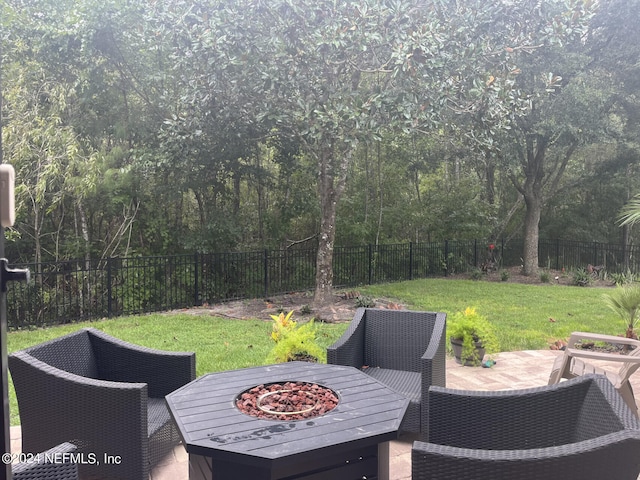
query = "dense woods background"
(1, 0, 640, 302)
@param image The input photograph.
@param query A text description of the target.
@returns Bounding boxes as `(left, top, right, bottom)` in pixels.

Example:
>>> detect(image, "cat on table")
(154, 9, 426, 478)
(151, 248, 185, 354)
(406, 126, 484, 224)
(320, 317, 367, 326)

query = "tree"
(439, 0, 599, 275)
(150, 0, 541, 305)
(597, 0, 640, 235)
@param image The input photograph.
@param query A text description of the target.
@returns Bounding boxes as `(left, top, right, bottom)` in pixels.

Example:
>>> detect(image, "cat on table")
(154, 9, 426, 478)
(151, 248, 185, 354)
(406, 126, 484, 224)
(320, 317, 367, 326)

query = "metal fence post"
(107, 257, 112, 318)
(409, 242, 413, 280)
(368, 244, 373, 285)
(474, 239, 478, 267)
(194, 252, 199, 307)
(263, 249, 269, 298)
(444, 240, 449, 276)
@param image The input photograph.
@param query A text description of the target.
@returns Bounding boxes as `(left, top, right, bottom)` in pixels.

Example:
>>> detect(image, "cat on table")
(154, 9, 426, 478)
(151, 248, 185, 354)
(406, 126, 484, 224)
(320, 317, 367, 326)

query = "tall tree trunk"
(522, 192, 542, 276)
(514, 134, 548, 276)
(313, 145, 351, 307)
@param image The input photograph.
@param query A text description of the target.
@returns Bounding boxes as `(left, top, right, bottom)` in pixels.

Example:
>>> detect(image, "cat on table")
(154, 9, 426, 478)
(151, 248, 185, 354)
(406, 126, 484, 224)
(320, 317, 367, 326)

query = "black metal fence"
(7, 238, 640, 329)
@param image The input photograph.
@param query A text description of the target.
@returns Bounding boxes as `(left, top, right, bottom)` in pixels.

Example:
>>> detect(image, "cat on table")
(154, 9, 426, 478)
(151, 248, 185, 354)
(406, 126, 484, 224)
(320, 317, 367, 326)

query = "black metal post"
(106, 257, 112, 318)
(444, 240, 449, 276)
(194, 252, 199, 307)
(367, 244, 373, 285)
(263, 249, 268, 298)
(473, 239, 478, 267)
(408, 242, 413, 280)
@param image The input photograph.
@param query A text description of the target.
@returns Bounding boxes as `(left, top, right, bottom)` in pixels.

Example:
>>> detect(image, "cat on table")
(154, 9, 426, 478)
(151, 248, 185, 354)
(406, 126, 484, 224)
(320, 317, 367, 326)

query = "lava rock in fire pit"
(237, 381, 339, 421)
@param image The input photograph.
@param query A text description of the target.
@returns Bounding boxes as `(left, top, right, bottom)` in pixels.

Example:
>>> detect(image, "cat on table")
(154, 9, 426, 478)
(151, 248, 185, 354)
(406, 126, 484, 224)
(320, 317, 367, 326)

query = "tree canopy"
(2, 0, 640, 300)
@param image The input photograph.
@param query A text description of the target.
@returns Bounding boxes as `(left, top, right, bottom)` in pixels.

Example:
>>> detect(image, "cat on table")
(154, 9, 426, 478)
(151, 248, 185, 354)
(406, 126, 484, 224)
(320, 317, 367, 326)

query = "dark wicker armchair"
(13, 442, 79, 480)
(413, 374, 640, 480)
(327, 308, 446, 434)
(9, 327, 196, 480)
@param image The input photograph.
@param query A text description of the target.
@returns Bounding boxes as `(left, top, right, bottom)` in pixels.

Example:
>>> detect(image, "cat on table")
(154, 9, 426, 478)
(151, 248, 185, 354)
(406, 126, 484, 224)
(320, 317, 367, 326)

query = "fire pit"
(166, 362, 409, 480)
(237, 381, 339, 420)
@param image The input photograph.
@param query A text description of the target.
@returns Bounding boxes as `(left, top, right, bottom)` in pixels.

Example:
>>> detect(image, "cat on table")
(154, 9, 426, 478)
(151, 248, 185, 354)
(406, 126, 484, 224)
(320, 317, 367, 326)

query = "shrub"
(267, 311, 325, 363)
(540, 270, 550, 283)
(469, 268, 483, 281)
(609, 269, 638, 286)
(267, 320, 326, 363)
(270, 310, 296, 343)
(572, 268, 592, 287)
(500, 270, 510, 282)
(355, 295, 376, 308)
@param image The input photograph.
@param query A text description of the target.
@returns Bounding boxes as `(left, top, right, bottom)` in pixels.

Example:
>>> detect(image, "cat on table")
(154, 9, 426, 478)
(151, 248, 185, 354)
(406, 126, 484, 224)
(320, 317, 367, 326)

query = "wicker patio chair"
(9, 327, 196, 480)
(327, 307, 446, 434)
(548, 331, 640, 416)
(412, 375, 640, 480)
(13, 442, 79, 480)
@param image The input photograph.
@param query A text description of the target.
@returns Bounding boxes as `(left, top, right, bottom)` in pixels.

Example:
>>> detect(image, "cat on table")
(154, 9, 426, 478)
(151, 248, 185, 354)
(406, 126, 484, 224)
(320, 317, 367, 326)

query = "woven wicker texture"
(413, 375, 640, 480)
(9, 328, 195, 480)
(327, 308, 446, 434)
(12, 442, 79, 480)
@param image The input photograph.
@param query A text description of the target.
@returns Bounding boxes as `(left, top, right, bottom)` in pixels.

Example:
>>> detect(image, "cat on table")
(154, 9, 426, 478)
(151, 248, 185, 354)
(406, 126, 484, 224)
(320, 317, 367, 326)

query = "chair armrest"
(420, 312, 447, 387)
(13, 442, 79, 480)
(562, 347, 640, 364)
(567, 332, 640, 349)
(9, 351, 148, 459)
(87, 328, 196, 397)
(326, 308, 366, 368)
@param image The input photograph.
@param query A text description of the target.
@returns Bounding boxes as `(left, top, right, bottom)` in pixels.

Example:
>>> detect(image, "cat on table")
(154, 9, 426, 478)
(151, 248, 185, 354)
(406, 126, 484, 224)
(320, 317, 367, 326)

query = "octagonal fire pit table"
(165, 362, 409, 480)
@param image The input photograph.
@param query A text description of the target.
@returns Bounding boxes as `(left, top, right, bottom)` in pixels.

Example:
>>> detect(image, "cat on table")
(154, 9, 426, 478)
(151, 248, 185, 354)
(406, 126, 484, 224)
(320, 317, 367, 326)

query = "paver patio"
(9, 349, 640, 479)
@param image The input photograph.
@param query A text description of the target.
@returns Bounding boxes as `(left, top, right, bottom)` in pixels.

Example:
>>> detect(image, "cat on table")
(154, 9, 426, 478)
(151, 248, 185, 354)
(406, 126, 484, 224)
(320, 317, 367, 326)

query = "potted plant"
(449, 307, 499, 366)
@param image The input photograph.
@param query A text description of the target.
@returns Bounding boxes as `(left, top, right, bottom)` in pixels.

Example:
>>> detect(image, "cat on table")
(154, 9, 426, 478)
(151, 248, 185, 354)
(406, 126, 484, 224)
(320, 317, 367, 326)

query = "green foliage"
(267, 320, 326, 364)
(269, 310, 296, 343)
(500, 270, 510, 282)
(448, 307, 499, 366)
(540, 270, 551, 283)
(354, 295, 376, 308)
(602, 285, 640, 338)
(468, 268, 483, 281)
(1, 0, 636, 281)
(268, 311, 325, 363)
(362, 278, 616, 352)
(572, 268, 592, 286)
(609, 269, 639, 286)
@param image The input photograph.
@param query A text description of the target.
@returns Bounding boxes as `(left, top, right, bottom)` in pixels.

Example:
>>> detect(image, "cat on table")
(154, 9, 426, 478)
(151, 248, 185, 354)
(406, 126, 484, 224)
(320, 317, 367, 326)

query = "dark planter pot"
(450, 337, 485, 366)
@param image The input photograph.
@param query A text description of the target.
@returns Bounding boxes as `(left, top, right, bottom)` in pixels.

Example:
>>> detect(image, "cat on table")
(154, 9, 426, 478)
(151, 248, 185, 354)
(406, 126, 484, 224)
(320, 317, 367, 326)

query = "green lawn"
(6, 277, 622, 425)
(362, 278, 619, 351)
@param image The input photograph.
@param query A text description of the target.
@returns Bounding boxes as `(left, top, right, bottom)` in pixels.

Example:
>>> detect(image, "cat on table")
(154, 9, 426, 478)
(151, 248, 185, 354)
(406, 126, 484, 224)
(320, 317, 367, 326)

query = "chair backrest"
(24, 329, 100, 379)
(363, 309, 439, 371)
(427, 376, 628, 450)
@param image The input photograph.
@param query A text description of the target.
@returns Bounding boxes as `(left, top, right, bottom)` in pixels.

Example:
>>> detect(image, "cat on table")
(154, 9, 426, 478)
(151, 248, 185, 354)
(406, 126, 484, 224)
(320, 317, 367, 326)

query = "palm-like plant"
(602, 285, 640, 338)
(619, 194, 640, 226)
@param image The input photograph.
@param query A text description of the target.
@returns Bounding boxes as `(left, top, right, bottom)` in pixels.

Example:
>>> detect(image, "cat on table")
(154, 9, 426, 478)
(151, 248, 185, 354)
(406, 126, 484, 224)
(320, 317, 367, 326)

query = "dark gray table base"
(188, 442, 389, 480)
